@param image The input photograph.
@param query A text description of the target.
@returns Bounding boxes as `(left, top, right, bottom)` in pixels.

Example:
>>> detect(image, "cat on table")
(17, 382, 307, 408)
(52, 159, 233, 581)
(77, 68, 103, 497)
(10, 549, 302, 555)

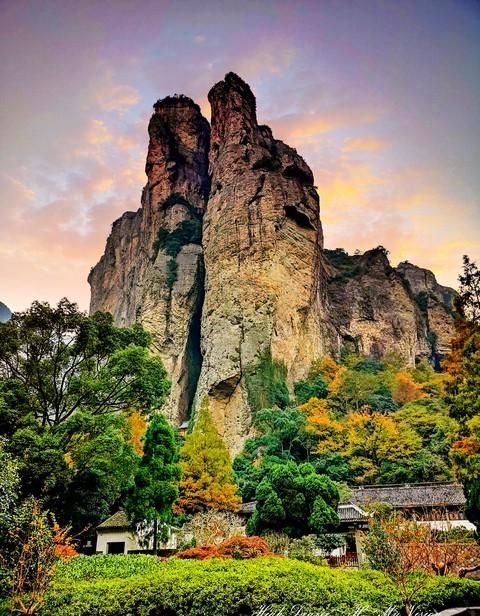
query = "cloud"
(342, 137, 386, 153)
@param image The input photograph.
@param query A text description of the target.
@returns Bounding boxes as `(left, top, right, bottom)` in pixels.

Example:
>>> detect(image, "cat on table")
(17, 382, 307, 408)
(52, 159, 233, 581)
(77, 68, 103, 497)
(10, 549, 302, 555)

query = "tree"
(7, 499, 75, 615)
(176, 399, 241, 514)
(300, 397, 345, 454)
(444, 255, 480, 532)
(0, 300, 170, 428)
(457, 255, 480, 325)
(177, 510, 244, 547)
(125, 413, 180, 554)
(0, 300, 171, 536)
(294, 375, 328, 404)
(63, 412, 139, 535)
(342, 411, 422, 484)
(393, 372, 426, 406)
(247, 460, 339, 537)
(363, 511, 479, 615)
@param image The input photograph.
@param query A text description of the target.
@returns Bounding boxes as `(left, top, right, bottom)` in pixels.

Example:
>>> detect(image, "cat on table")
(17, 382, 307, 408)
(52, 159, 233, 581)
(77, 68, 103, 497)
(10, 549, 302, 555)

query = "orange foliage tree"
(299, 398, 345, 453)
(128, 410, 148, 455)
(393, 372, 426, 405)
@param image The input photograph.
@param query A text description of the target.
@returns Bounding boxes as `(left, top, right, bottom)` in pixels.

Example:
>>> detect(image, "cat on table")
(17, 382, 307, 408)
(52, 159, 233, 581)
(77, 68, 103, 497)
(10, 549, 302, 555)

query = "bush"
(40, 556, 480, 616)
(216, 535, 270, 559)
(176, 544, 218, 560)
(176, 536, 270, 560)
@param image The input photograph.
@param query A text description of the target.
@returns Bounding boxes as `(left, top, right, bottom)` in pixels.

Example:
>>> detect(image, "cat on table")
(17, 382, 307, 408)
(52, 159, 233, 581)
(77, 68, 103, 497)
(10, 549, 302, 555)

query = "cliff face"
(89, 96, 210, 425)
(89, 73, 457, 452)
(325, 248, 456, 364)
(198, 73, 329, 451)
(396, 261, 457, 357)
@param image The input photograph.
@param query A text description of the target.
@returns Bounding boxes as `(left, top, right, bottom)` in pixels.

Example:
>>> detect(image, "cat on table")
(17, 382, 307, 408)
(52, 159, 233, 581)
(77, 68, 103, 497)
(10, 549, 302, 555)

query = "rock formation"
(197, 73, 330, 450)
(0, 301, 11, 323)
(89, 73, 457, 452)
(89, 95, 210, 425)
(325, 248, 456, 365)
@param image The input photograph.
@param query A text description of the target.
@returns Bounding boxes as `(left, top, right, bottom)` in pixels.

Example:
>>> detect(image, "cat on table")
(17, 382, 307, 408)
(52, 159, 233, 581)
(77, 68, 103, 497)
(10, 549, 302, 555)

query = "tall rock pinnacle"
(89, 95, 210, 424)
(198, 73, 329, 452)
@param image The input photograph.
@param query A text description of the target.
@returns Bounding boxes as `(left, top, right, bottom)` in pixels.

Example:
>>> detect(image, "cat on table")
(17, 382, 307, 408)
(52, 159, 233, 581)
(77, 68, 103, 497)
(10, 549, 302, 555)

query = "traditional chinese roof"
(349, 482, 465, 509)
(338, 504, 369, 522)
(97, 510, 132, 531)
(241, 501, 257, 514)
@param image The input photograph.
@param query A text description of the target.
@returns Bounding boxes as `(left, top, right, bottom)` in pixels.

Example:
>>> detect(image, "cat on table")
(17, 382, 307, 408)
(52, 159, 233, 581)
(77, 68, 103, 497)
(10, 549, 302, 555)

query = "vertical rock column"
(89, 96, 210, 425)
(197, 73, 328, 452)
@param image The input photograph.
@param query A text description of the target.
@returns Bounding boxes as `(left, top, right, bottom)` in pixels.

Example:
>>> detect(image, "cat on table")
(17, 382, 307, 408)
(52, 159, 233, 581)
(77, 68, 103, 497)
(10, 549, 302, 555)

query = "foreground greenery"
(38, 555, 480, 616)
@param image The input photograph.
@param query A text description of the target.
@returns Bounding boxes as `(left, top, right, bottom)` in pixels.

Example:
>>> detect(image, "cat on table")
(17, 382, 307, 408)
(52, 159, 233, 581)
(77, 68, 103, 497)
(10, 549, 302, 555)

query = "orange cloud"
(342, 137, 386, 152)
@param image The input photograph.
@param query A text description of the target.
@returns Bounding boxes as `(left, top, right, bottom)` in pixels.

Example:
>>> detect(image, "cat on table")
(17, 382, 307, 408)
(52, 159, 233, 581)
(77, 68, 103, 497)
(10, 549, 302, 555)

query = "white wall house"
(96, 510, 179, 554)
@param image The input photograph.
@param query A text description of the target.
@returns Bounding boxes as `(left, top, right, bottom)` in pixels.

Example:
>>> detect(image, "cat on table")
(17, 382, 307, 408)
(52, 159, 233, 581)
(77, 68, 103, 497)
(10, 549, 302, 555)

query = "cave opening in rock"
(283, 204, 315, 230)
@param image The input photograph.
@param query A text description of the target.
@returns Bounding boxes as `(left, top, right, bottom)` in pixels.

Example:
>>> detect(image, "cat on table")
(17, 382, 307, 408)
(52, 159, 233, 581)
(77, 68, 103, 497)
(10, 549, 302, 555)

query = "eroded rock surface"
(197, 73, 329, 451)
(326, 248, 457, 365)
(89, 95, 210, 424)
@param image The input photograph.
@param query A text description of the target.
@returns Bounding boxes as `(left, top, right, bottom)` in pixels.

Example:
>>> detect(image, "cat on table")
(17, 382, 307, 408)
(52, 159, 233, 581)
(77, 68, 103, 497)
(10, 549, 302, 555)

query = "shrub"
(176, 536, 270, 560)
(177, 511, 245, 546)
(216, 535, 270, 559)
(176, 544, 218, 560)
(40, 556, 480, 616)
(287, 536, 324, 565)
(244, 350, 290, 414)
(152, 218, 202, 262)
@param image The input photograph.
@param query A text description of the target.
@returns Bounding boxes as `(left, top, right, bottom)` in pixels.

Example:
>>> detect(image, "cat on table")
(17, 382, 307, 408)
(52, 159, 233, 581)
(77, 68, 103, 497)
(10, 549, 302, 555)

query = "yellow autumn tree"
(393, 371, 426, 405)
(343, 411, 422, 483)
(175, 399, 241, 514)
(299, 397, 345, 453)
(128, 410, 147, 455)
(308, 356, 341, 385)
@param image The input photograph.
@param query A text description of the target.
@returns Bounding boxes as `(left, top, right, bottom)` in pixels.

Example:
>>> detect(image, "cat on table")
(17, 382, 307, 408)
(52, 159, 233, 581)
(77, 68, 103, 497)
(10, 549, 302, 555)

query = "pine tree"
(175, 399, 241, 514)
(125, 413, 180, 553)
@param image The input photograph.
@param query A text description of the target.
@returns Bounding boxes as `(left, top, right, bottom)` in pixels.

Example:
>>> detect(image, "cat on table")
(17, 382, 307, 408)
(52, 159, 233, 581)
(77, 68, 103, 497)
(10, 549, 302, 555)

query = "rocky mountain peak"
(208, 72, 258, 150)
(89, 73, 458, 452)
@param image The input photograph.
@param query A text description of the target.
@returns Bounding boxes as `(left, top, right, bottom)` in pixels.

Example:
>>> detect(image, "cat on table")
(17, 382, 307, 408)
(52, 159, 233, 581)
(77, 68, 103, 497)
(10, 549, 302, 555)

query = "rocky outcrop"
(198, 73, 330, 451)
(89, 73, 458, 453)
(325, 248, 457, 364)
(0, 301, 11, 323)
(396, 261, 457, 357)
(89, 95, 210, 425)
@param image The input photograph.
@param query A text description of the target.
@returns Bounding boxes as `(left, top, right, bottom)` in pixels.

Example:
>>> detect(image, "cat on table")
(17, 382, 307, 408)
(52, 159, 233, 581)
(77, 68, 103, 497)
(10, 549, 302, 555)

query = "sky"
(1, 0, 479, 312)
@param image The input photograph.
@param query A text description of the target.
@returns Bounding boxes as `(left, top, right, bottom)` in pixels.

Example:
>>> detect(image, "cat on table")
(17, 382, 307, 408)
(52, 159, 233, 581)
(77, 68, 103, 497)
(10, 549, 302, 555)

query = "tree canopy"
(176, 399, 241, 514)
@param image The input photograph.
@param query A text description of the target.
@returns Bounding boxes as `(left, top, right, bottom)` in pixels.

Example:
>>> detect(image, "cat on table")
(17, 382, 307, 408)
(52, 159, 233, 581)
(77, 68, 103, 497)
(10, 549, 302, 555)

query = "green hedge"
(43, 557, 396, 616)
(40, 556, 480, 616)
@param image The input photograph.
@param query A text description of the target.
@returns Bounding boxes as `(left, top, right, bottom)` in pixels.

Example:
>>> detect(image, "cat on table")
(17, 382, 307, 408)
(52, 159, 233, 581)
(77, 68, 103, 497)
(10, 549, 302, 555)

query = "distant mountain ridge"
(0, 302, 11, 323)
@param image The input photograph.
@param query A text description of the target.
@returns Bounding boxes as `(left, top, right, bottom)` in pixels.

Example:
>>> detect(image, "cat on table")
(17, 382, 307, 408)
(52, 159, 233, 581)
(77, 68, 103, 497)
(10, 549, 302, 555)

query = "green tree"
(63, 412, 138, 535)
(294, 375, 328, 404)
(176, 399, 241, 514)
(247, 461, 339, 537)
(125, 413, 180, 554)
(0, 299, 170, 428)
(0, 300, 171, 535)
(444, 256, 480, 531)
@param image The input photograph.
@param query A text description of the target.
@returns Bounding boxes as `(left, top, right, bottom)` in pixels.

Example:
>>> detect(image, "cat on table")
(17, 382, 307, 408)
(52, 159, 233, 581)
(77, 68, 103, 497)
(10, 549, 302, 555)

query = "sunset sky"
(1, 0, 479, 312)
